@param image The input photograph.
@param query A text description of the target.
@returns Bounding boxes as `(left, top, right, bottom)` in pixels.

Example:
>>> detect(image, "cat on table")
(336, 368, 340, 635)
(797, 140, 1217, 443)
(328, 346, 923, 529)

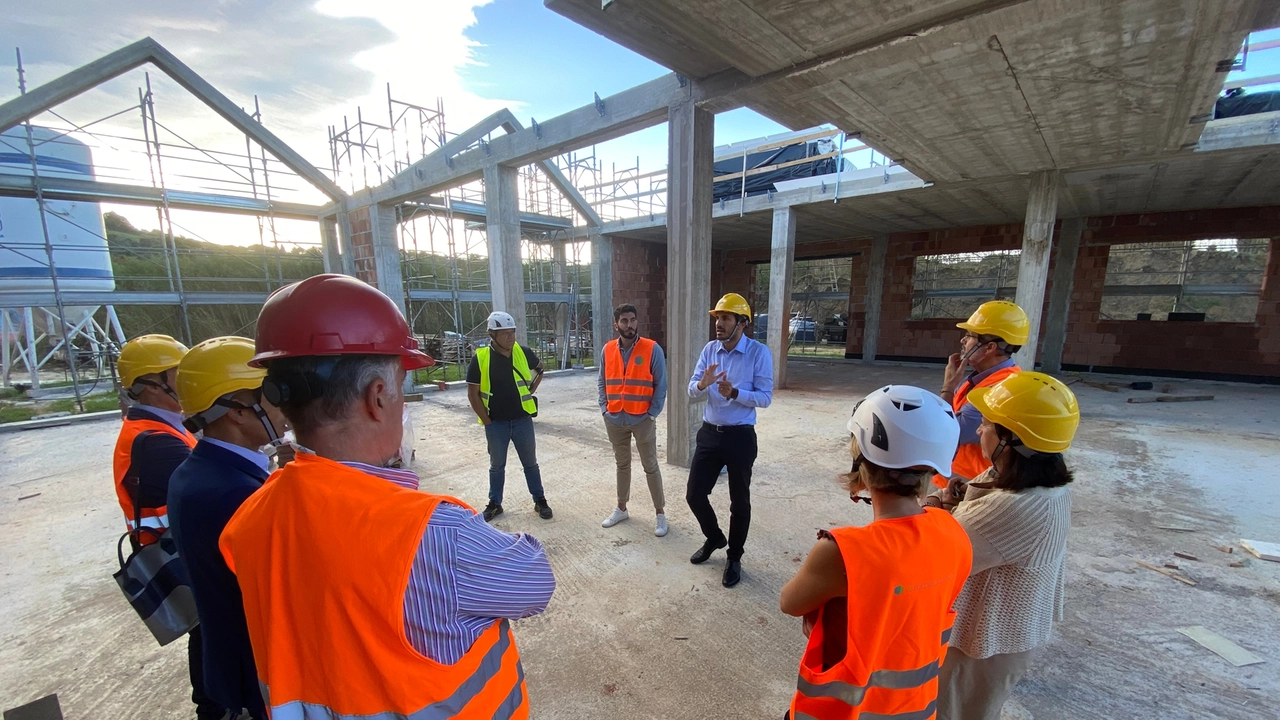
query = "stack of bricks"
(345, 206, 379, 286)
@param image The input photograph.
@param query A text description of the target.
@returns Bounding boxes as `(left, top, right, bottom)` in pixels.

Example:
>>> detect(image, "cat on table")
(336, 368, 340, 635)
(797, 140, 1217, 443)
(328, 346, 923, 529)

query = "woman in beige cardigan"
(926, 371, 1080, 720)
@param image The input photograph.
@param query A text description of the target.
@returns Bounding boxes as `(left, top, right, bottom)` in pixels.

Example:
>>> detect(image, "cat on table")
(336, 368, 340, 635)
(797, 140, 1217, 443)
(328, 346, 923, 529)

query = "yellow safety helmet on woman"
(967, 372, 1079, 453)
(710, 292, 752, 318)
(957, 300, 1029, 346)
(118, 334, 188, 388)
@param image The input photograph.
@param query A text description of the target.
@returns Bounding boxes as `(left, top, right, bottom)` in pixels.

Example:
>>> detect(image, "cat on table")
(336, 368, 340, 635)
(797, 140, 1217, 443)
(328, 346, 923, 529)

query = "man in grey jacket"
(598, 304, 669, 536)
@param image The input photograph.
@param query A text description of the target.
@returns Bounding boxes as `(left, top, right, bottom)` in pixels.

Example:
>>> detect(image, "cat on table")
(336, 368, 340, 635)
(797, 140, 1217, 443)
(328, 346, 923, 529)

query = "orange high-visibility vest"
(220, 453, 529, 719)
(113, 416, 197, 545)
(603, 337, 657, 415)
(933, 365, 1021, 488)
(790, 508, 972, 720)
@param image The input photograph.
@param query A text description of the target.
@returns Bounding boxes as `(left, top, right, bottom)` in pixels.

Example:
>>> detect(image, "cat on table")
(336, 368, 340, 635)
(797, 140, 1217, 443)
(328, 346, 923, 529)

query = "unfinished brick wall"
(606, 206, 1280, 382)
(345, 206, 378, 286)
(610, 236, 668, 349)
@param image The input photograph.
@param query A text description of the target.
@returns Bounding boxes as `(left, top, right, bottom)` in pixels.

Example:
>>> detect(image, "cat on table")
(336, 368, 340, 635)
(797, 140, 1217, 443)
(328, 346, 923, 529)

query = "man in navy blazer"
(168, 337, 289, 720)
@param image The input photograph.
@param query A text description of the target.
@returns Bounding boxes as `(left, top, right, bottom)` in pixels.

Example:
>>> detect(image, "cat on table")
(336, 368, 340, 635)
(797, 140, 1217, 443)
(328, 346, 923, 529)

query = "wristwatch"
(731, 388, 740, 400)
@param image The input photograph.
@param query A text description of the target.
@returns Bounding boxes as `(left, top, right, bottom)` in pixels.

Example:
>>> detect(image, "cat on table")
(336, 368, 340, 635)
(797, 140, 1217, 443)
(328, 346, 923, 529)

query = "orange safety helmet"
(250, 274, 434, 370)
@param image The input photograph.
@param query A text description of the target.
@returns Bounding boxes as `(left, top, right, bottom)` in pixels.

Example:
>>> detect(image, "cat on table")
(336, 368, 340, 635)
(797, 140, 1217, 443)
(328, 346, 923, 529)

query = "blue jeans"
(485, 416, 544, 506)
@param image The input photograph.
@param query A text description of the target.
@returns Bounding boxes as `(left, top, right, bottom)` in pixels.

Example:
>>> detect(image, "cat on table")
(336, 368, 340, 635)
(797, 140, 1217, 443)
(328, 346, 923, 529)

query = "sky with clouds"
(0, 0, 788, 244)
(1, 3, 1277, 246)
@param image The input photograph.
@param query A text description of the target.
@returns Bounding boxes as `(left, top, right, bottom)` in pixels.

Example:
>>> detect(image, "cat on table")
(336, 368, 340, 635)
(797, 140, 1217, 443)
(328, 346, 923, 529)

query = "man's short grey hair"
(268, 354, 401, 434)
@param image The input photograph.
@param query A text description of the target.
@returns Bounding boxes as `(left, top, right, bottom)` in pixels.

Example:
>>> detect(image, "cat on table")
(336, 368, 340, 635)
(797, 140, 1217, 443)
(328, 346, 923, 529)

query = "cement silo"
(0, 126, 124, 391)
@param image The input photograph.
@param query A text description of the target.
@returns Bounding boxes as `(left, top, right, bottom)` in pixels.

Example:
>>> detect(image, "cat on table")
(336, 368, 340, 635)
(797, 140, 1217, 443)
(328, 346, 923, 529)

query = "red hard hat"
(250, 274, 434, 369)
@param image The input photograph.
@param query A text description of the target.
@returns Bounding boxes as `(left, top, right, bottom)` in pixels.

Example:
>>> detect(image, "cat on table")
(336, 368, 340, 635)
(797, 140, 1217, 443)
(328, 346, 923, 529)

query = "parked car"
(789, 316, 816, 342)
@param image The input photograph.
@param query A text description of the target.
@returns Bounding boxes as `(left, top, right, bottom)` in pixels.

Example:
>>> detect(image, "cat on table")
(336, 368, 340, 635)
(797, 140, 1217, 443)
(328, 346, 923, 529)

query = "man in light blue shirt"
(685, 293, 773, 588)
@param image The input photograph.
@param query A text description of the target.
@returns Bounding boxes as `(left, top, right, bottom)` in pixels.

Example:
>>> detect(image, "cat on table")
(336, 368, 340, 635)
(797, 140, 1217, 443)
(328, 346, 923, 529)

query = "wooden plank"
(1173, 552, 1200, 562)
(1240, 539, 1280, 562)
(1136, 560, 1196, 585)
(1176, 626, 1266, 667)
(714, 150, 841, 184)
(1156, 395, 1215, 403)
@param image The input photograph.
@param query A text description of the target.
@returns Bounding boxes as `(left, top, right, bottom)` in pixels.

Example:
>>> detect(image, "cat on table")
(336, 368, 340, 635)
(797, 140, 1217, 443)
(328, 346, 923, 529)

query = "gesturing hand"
(942, 352, 965, 393)
(698, 363, 725, 391)
(716, 378, 735, 399)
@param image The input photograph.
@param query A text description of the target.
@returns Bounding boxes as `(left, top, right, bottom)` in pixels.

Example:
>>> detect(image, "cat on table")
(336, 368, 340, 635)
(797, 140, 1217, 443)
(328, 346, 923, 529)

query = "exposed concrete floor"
(2, 362, 1278, 719)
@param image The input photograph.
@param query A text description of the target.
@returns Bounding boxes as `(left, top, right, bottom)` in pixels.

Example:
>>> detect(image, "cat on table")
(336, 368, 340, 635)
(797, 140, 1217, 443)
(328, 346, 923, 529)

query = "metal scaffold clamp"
(594, 92, 606, 117)
(531, 118, 542, 139)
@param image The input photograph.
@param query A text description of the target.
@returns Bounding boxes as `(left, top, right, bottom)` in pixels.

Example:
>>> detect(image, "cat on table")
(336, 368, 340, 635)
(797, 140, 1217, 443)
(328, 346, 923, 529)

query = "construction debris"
(1212, 544, 1234, 554)
(1127, 395, 1215, 404)
(1176, 626, 1265, 667)
(17, 493, 40, 501)
(1229, 561, 1245, 568)
(1129, 381, 1154, 390)
(1081, 380, 1120, 392)
(1173, 552, 1200, 562)
(1163, 563, 1180, 570)
(1240, 539, 1280, 562)
(1136, 560, 1197, 586)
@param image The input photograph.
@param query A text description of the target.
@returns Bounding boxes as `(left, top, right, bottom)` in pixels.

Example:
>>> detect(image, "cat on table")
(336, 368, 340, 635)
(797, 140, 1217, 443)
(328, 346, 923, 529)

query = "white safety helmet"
(846, 385, 960, 476)
(487, 311, 517, 330)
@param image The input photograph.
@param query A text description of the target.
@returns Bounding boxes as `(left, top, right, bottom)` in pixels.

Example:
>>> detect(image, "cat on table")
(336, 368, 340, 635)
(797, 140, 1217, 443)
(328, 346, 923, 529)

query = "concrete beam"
(861, 234, 890, 362)
(319, 215, 341, 274)
(665, 101, 714, 468)
(0, 173, 324, 220)
(1013, 170, 1060, 369)
(0, 37, 343, 201)
(1040, 217, 1083, 374)
(357, 75, 692, 208)
(590, 230, 613, 368)
(766, 207, 797, 388)
(336, 207, 356, 276)
(485, 164, 527, 345)
(369, 203, 406, 314)
(552, 240, 570, 369)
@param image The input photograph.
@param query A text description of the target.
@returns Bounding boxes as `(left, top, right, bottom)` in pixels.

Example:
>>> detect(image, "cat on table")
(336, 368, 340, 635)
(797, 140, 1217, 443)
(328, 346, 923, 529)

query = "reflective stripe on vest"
(112, 416, 196, 543)
(789, 512, 972, 720)
(476, 345, 538, 422)
(221, 454, 529, 719)
(603, 337, 656, 415)
(932, 364, 1021, 488)
(259, 620, 527, 720)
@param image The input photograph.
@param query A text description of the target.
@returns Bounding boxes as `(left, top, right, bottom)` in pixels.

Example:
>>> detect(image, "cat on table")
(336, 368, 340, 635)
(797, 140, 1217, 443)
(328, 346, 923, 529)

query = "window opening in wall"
(755, 256, 853, 357)
(1100, 239, 1267, 322)
(911, 250, 1020, 320)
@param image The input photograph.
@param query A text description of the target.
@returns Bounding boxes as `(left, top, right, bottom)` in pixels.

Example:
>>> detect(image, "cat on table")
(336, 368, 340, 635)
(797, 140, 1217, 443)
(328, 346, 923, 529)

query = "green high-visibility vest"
(476, 344, 538, 423)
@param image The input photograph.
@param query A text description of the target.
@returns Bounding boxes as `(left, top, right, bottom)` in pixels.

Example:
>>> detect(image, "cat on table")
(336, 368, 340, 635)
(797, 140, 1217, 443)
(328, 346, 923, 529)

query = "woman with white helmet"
(779, 385, 973, 720)
(928, 372, 1080, 720)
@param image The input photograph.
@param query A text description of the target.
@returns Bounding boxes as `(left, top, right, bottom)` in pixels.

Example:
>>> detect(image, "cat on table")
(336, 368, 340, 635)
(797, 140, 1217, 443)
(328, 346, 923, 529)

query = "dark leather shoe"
(690, 537, 727, 564)
(722, 559, 742, 588)
(534, 497, 553, 520)
(483, 503, 503, 522)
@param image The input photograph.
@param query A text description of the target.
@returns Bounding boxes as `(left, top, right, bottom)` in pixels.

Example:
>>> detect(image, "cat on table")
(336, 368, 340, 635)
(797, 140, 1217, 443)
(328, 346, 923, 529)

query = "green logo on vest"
(635, 355, 646, 365)
(893, 585, 903, 595)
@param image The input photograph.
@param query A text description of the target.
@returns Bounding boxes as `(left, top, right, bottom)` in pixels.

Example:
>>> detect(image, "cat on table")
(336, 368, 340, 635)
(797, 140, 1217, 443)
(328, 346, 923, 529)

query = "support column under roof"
(767, 207, 797, 389)
(485, 164, 527, 345)
(1014, 170, 1059, 370)
(665, 100, 714, 468)
(1041, 217, 1084, 374)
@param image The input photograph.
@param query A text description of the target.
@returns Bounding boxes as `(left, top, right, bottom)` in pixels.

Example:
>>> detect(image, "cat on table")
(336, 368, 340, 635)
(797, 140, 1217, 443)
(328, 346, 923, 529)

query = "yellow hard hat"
(118, 334, 188, 388)
(710, 292, 752, 317)
(957, 300, 1030, 346)
(176, 336, 267, 416)
(967, 372, 1080, 453)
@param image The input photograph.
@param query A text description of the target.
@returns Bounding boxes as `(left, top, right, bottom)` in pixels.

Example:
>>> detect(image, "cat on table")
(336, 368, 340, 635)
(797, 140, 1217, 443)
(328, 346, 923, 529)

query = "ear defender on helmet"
(262, 358, 339, 407)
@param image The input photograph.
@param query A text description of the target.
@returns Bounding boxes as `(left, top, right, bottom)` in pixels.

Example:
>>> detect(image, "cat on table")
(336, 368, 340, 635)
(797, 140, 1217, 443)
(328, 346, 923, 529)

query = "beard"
(620, 327, 637, 338)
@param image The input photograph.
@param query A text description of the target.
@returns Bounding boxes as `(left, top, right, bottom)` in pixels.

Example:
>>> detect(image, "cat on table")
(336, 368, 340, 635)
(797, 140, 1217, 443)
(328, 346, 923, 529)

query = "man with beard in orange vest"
(935, 300, 1028, 489)
(221, 275, 554, 719)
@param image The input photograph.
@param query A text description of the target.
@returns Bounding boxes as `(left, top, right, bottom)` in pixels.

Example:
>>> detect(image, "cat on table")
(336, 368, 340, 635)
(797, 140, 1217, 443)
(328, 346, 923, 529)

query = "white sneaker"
(654, 514, 668, 537)
(602, 507, 629, 528)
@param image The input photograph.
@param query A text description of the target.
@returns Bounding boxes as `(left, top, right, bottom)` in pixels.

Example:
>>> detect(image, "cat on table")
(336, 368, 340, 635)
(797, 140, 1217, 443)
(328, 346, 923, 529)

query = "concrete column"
(1013, 170, 1060, 369)
(767, 207, 797, 388)
(319, 215, 341, 274)
(861, 234, 890, 363)
(552, 239, 569, 368)
(336, 207, 356, 276)
(665, 100, 714, 468)
(368, 202, 406, 315)
(484, 164, 527, 345)
(1040, 217, 1084, 374)
(590, 230, 613, 368)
